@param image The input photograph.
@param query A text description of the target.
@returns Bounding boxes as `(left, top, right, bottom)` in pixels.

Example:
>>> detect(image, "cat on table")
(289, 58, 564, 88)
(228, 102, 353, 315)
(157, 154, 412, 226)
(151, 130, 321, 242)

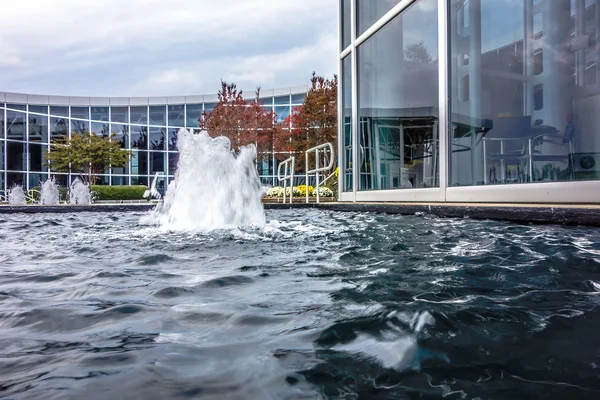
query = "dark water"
(2, 210, 600, 399)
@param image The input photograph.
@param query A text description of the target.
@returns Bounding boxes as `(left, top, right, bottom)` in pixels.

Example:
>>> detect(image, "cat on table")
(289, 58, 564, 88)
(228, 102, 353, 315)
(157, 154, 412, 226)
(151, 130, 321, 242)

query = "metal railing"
(305, 142, 335, 203)
(277, 156, 295, 204)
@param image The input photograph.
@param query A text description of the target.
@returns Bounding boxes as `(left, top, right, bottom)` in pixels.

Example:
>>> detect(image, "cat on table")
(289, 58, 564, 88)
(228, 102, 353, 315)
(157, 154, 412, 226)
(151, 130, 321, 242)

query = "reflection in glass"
(111, 124, 128, 148)
(50, 117, 68, 140)
(169, 129, 179, 151)
(358, 0, 439, 190)
(70, 107, 88, 119)
(150, 151, 166, 174)
(274, 96, 290, 105)
(168, 152, 179, 175)
(0, 140, 4, 170)
(131, 126, 148, 149)
(112, 175, 129, 186)
(149, 127, 166, 150)
(168, 105, 185, 127)
(111, 107, 129, 124)
(0, 109, 5, 139)
(342, 55, 353, 191)
(357, 0, 400, 36)
(7, 141, 26, 171)
(91, 107, 109, 122)
(91, 122, 109, 137)
(130, 106, 148, 125)
(7, 104, 26, 111)
(291, 93, 306, 104)
(342, 0, 352, 49)
(449, 0, 600, 186)
(28, 143, 46, 172)
(274, 105, 290, 122)
(29, 115, 48, 143)
(149, 105, 166, 126)
(29, 105, 47, 114)
(131, 150, 148, 177)
(186, 104, 202, 127)
(72, 120, 89, 134)
(6, 110, 26, 141)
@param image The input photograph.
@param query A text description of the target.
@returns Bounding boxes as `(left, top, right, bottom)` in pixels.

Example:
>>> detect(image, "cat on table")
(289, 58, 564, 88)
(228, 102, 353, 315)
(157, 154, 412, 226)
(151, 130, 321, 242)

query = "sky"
(0, 0, 338, 97)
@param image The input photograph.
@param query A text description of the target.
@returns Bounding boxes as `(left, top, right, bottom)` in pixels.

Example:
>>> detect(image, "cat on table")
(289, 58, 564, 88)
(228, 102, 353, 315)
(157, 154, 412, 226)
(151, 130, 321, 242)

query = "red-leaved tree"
(274, 72, 338, 171)
(200, 81, 279, 160)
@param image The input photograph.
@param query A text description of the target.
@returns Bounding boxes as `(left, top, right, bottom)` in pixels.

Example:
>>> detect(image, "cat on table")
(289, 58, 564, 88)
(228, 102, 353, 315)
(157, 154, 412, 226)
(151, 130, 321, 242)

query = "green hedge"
(90, 185, 148, 201)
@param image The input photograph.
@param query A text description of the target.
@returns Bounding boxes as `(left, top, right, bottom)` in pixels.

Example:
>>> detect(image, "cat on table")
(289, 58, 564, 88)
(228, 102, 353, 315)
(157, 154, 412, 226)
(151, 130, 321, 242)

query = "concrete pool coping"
(1, 201, 600, 227)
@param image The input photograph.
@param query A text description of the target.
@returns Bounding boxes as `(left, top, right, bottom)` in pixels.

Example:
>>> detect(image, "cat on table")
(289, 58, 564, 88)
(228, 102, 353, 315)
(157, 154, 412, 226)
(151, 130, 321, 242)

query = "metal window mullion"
(3, 108, 6, 193)
(128, 105, 132, 185)
(25, 104, 29, 190)
(351, 0, 358, 201)
(438, 0, 449, 201)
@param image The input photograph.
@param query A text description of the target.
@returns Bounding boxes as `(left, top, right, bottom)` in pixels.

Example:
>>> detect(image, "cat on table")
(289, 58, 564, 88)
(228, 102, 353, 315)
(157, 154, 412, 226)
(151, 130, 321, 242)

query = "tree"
(200, 81, 280, 159)
(45, 132, 133, 185)
(274, 72, 338, 171)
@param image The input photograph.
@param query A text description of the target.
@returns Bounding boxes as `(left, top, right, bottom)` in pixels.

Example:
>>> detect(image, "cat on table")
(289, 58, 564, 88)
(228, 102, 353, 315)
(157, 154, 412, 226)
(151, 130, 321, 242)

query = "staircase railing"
(305, 143, 335, 204)
(277, 156, 295, 204)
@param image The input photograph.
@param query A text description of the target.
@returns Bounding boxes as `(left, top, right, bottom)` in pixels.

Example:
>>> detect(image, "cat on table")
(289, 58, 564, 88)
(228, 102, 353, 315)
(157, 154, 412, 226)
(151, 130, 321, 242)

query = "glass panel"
(449, 0, 600, 186)
(291, 93, 306, 104)
(204, 103, 216, 115)
(91, 122, 110, 137)
(186, 104, 203, 127)
(357, 0, 400, 36)
(168, 152, 179, 175)
(274, 105, 290, 122)
(130, 106, 148, 125)
(168, 105, 185, 127)
(274, 95, 290, 105)
(52, 174, 68, 189)
(28, 143, 47, 172)
(342, 0, 352, 49)
(342, 55, 353, 191)
(30, 115, 49, 143)
(150, 151, 166, 173)
(149, 127, 166, 150)
(0, 140, 4, 171)
(6, 110, 26, 141)
(110, 124, 128, 148)
(50, 117, 68, 140)
(0, 109, 5, 139)
(131, 150, 148, 176)
(112, 175, 129, 185)
(71, 120, 89, 135)
(7, 141, 26, 171)
(50, 106, 69, 117)
(70, 106, 89, 119)
(91, 106, 109, 122)
(29, 105, 47, 114)
(149, 105, 166, 126)
(131, 175, 148, 186)
(131, 125, 148, 149)
(29, 173, 48, 190)
(111, 107, 129, 124)
(169, 129, 179, 151)
(358, 0, 439, 190)
(7, 104, 26, 111)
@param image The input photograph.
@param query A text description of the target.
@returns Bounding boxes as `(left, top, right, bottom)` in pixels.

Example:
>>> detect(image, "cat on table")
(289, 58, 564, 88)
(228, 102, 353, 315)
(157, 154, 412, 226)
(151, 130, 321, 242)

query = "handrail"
(277, 156, 295, 204)
(305, 142, 335, 203)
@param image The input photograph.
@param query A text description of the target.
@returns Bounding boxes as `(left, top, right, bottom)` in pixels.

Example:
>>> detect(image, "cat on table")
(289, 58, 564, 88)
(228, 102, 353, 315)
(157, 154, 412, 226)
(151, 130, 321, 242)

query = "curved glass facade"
(0, 87, 307, 194)
(340, 0, 600, 203)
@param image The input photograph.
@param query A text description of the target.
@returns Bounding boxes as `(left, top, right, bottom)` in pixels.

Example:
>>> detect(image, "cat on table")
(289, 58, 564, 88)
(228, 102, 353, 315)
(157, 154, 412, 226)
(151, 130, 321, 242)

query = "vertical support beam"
(438, 0, 449, 200)
(337, 0, 343, 200)
(351, 0, 358, 201)
(575, 0, 586, 87)
(25, 104, 29, 190)
(524, 0, 534, 116)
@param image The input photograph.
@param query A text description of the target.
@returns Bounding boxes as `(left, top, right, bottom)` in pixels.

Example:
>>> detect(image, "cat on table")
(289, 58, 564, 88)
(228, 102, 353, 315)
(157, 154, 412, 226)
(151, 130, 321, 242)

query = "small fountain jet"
(144, 172, 162, 200)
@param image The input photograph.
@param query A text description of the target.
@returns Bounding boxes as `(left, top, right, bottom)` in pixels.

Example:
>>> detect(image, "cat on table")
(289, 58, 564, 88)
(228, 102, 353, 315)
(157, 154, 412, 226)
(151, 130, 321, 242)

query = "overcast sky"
(0, 0, 338, 97)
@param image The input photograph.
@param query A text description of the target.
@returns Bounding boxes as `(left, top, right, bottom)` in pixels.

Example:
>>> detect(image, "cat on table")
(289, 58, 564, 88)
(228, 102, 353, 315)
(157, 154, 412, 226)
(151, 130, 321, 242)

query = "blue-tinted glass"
(0, 109, 4, 139)
(358, 0, 439, 191)
(110, 124, 128, 148)
(149, 127, 165, 150)
(131, 125, 148, 149)
(357, 0, 400, 36)
(169, 129, 179, 151)
(29, 115, 48, 143)
(70, 107, 89, 119)
(50, 106, 69, 117)
(186, 104, 203, 127)
(91, 107, 109, 122)
(71, 120, 89, 134)
(28, 173, 48, 190)
(342, 0, 352, 49)
(50, 117, 68, 140)
(130, 106, 148, 125)
(7, 104, 26, 111)
(291, 93, 306, 104)
(168, 105, 185, 127)
(111, 107, 129, 124)
(29, 105, 47, 114)
(6, 110, 26, 140)
(28, 143, 46, 172)
(91, 122, 109, 137)
(149, 105, 166, 126)
(111, 175, 129, 186)
(7, 141, 26, 171)
(274, 95, 290, 105)
(204, 103, 216, 114)
(150, 151, 166, 173)
(274, 105, 291, 122)
(342, 55, 352, 191)
(131, 150, 148, 177)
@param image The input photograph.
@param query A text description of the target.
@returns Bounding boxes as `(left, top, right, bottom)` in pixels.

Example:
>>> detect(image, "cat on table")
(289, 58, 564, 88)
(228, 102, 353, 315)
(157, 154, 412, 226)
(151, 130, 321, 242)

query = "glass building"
(339, 0, 600, 203)
(0, 86, 308, 194)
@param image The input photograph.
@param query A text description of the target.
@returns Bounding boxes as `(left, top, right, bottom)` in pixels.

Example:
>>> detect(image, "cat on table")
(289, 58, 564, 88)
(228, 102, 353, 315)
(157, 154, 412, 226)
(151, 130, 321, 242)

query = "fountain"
(40, 178, 60, 205)
(144, 172, 162, 200)
(69, 178, 92, 205)
(8, 186, 26, 206)
(145, 128, 265, 230)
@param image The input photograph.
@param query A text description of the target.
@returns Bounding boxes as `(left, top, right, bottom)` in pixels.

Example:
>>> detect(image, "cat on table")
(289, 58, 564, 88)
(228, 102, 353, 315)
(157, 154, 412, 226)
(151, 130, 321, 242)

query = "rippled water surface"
(2, 210, 600, 399)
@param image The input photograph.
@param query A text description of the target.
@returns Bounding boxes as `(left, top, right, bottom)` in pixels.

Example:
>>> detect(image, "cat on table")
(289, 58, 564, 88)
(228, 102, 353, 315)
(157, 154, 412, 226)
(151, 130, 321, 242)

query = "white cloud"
(0, 0, 337, 96)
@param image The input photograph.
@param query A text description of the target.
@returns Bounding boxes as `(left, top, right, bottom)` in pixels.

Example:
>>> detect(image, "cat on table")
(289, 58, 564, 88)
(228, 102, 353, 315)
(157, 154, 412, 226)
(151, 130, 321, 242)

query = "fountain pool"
(1, 209, 600, 399)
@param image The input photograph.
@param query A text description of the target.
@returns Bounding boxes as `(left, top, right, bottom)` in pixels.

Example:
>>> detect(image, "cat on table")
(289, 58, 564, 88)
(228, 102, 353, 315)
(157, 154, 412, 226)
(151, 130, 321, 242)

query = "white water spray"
(40, 178, 60, 205)
(144, 129, 265, 230)
(8, 186, 26, 206)
(69, 178, 92, 205)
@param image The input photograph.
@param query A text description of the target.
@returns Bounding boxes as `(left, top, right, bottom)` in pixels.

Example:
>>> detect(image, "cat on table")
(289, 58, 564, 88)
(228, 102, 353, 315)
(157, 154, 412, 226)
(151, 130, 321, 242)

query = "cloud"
(0, 0, 338, 96)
